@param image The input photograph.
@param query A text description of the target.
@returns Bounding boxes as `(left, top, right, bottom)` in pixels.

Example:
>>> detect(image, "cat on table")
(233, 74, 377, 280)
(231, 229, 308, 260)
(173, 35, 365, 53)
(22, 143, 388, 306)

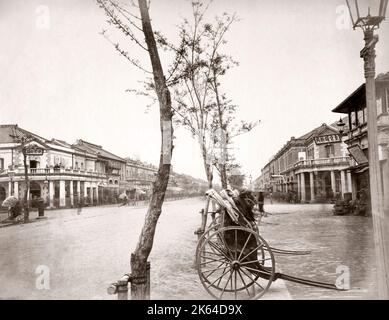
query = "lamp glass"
(347, 0, 387, 25)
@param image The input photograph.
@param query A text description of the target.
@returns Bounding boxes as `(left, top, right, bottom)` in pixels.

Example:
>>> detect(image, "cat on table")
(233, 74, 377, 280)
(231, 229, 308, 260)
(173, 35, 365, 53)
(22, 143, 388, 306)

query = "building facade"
(0, 125, 126, 208)
(255, 123, 351, 203)
(0, 124, 209, 208)
(332, 72, 389, 212)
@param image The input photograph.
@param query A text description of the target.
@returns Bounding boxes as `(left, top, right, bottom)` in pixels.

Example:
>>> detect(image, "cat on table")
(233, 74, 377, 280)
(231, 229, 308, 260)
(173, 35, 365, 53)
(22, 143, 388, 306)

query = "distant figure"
(77, 197, 83, 215)
(269, 191, 273, 204)
(257, 192, 266, 217)
(36, 196, 45, 218)
(119, 194, 129, 207)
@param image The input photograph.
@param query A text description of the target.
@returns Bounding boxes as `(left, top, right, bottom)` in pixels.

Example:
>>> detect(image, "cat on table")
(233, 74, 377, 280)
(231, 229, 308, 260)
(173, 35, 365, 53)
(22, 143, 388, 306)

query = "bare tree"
(97, 0, 173, 299)
(155, 0, 258, 189)
(9, 133, 34, 223)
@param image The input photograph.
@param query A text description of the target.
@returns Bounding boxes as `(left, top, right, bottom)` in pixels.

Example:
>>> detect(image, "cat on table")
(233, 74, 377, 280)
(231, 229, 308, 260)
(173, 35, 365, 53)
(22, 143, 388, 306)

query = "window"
(0, 158, 4, 170)
(307, 147, 314, 159)
(75, 161, 78, 169)
(325, 144, 335, 158)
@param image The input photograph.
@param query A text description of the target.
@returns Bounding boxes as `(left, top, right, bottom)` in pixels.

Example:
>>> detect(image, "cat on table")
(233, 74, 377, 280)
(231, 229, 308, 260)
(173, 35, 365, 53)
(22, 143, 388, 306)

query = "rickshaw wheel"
(196, 226, 275, 300)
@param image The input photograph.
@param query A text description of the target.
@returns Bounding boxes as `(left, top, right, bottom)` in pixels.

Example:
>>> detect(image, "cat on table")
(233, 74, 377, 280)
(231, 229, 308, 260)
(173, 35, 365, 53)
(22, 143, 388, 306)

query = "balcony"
(345, 123, 368, 143)
(293, 156, 351, 169)
(0, 167, 107, 179)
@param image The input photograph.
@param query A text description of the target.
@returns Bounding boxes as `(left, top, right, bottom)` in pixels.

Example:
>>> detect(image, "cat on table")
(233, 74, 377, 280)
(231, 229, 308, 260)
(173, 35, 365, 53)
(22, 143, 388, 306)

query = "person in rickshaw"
(222, 188, 280, 281)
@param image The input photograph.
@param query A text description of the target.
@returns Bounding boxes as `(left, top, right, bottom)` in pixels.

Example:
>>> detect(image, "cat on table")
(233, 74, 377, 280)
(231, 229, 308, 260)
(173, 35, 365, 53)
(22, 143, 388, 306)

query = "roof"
(332, 71, 389, 114)
(297, 123, 338, 141)
(74, 139, 125, 163)
(0, 124, 48, 143)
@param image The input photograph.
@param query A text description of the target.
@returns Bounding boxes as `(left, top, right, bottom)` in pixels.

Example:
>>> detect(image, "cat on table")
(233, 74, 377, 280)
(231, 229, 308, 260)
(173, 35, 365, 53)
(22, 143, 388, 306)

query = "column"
(347, 171, 352, 194)
(297, 174, 301, 201)
(352, 175, 358, 200)
(300, 173, 306, 203)
(84, 181, 88, 204)
(340, 170, 346, 199)
(59, 180, 66, 207)
(70, 180, 74, 207)
(383, 147, 389, 211)
(49, 181, 54, 208)
(8, 181, 12, 197)
(95, 184, 99, 205)
(330, 170, 336, 197)
(76, 180, 81, 199)
(14, 181, 18, 198)
(309, 172, 315, 202)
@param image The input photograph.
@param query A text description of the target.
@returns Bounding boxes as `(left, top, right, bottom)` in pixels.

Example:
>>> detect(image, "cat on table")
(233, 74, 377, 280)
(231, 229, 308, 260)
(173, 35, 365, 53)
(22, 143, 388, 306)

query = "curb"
(0, 218, 46, 229)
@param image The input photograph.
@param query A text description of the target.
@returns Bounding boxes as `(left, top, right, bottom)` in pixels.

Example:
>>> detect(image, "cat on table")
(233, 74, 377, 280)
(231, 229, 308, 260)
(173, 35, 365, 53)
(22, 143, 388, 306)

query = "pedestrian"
(257, 191, 267, 217)
(77, 196, 83, 215)
(119, 193, 128, 207)
(269, 191, 273, 204)
(36, 196, 45, 218)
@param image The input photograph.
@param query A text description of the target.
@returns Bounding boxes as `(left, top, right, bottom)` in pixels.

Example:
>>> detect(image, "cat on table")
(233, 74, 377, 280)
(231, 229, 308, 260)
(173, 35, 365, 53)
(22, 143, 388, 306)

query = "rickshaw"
(195, 189, 343, 300)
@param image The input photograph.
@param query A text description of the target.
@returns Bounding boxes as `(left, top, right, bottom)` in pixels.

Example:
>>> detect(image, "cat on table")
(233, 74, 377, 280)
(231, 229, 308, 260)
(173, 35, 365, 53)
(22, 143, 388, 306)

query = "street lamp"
(345, 0, 388, 299)
(346, 0, 388, 29)
(336, 117, 346, 136)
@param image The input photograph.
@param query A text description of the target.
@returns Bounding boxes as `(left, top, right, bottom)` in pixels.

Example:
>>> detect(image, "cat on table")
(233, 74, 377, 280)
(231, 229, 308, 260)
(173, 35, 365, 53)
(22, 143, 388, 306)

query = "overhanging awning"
(332, 84, 365, 114)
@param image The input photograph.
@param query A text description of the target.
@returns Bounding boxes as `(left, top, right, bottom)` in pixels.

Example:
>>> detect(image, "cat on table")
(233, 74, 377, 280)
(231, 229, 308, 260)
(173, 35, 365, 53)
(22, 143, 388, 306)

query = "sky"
(1, 0, 389, 182)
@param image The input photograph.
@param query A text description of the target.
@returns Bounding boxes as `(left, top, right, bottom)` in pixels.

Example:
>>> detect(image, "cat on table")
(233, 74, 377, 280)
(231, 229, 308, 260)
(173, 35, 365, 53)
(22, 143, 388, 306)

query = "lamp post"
(346, 0, 389, 299)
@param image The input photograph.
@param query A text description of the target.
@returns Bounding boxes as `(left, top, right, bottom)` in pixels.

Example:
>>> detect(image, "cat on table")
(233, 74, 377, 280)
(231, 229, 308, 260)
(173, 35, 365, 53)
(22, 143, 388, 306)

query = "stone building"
(0, 125, 125, 208)
(0, 124, 209, 209)
(332, 72, 389, 212)
(255, 123, 351, 203)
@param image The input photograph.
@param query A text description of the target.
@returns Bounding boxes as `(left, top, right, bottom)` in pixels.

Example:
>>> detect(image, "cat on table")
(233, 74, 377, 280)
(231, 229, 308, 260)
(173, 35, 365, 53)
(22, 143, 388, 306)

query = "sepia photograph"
(0, 0, 389, 305)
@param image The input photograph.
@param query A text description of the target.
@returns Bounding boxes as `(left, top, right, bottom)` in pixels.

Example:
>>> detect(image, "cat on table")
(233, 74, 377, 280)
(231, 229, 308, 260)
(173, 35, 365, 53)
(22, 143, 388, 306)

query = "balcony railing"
(0, 167, 107, 178)
(293, 156, 351, 168)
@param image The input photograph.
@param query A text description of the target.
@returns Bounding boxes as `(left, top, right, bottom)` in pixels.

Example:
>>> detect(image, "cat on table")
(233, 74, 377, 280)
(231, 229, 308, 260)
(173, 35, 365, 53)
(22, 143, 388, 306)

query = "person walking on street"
(77, 196, 84, 215)
(257, 191, 267, 218)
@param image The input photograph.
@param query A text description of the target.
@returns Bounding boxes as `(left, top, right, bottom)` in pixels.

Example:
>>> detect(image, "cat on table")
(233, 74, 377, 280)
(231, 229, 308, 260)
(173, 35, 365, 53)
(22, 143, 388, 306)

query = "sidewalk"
(0, 197, 197, 229)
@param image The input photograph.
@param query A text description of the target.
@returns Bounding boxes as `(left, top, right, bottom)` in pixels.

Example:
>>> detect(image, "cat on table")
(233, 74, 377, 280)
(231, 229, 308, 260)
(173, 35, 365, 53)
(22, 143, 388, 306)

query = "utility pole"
(361, 29, 389, 299)
(345, 0, 389, 299)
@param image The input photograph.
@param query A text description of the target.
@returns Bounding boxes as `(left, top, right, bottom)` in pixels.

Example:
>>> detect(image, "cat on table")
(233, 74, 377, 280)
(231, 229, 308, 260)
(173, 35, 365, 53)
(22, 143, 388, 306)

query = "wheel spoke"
(216, 233, 234, 260)
(202, 251, 224, 257)
(219, 270, 233, 299)
(237, 269, 252, 297)
(234, 229, 238, 260)
(237, 233, 252, 261)
(199, 257, 227, 266)
(242, 265, 272, 276)
(240, 258, 272, 266)
(207, 240, 231, 261)
(240, 242, 265, 263)
(216, 265, 229, 287)
(240, 267, 265, 292)
(206, 268, 231, 289)
(234, 269, 237, 300)
(202, 262, 229, 277)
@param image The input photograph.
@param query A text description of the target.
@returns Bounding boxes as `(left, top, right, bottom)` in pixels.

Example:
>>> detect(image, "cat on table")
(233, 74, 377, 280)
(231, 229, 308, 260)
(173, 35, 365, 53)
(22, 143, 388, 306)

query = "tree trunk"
(212, 70, 228, 189)
(22, 151, 30, 223)
(130, 0, 174, 300)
